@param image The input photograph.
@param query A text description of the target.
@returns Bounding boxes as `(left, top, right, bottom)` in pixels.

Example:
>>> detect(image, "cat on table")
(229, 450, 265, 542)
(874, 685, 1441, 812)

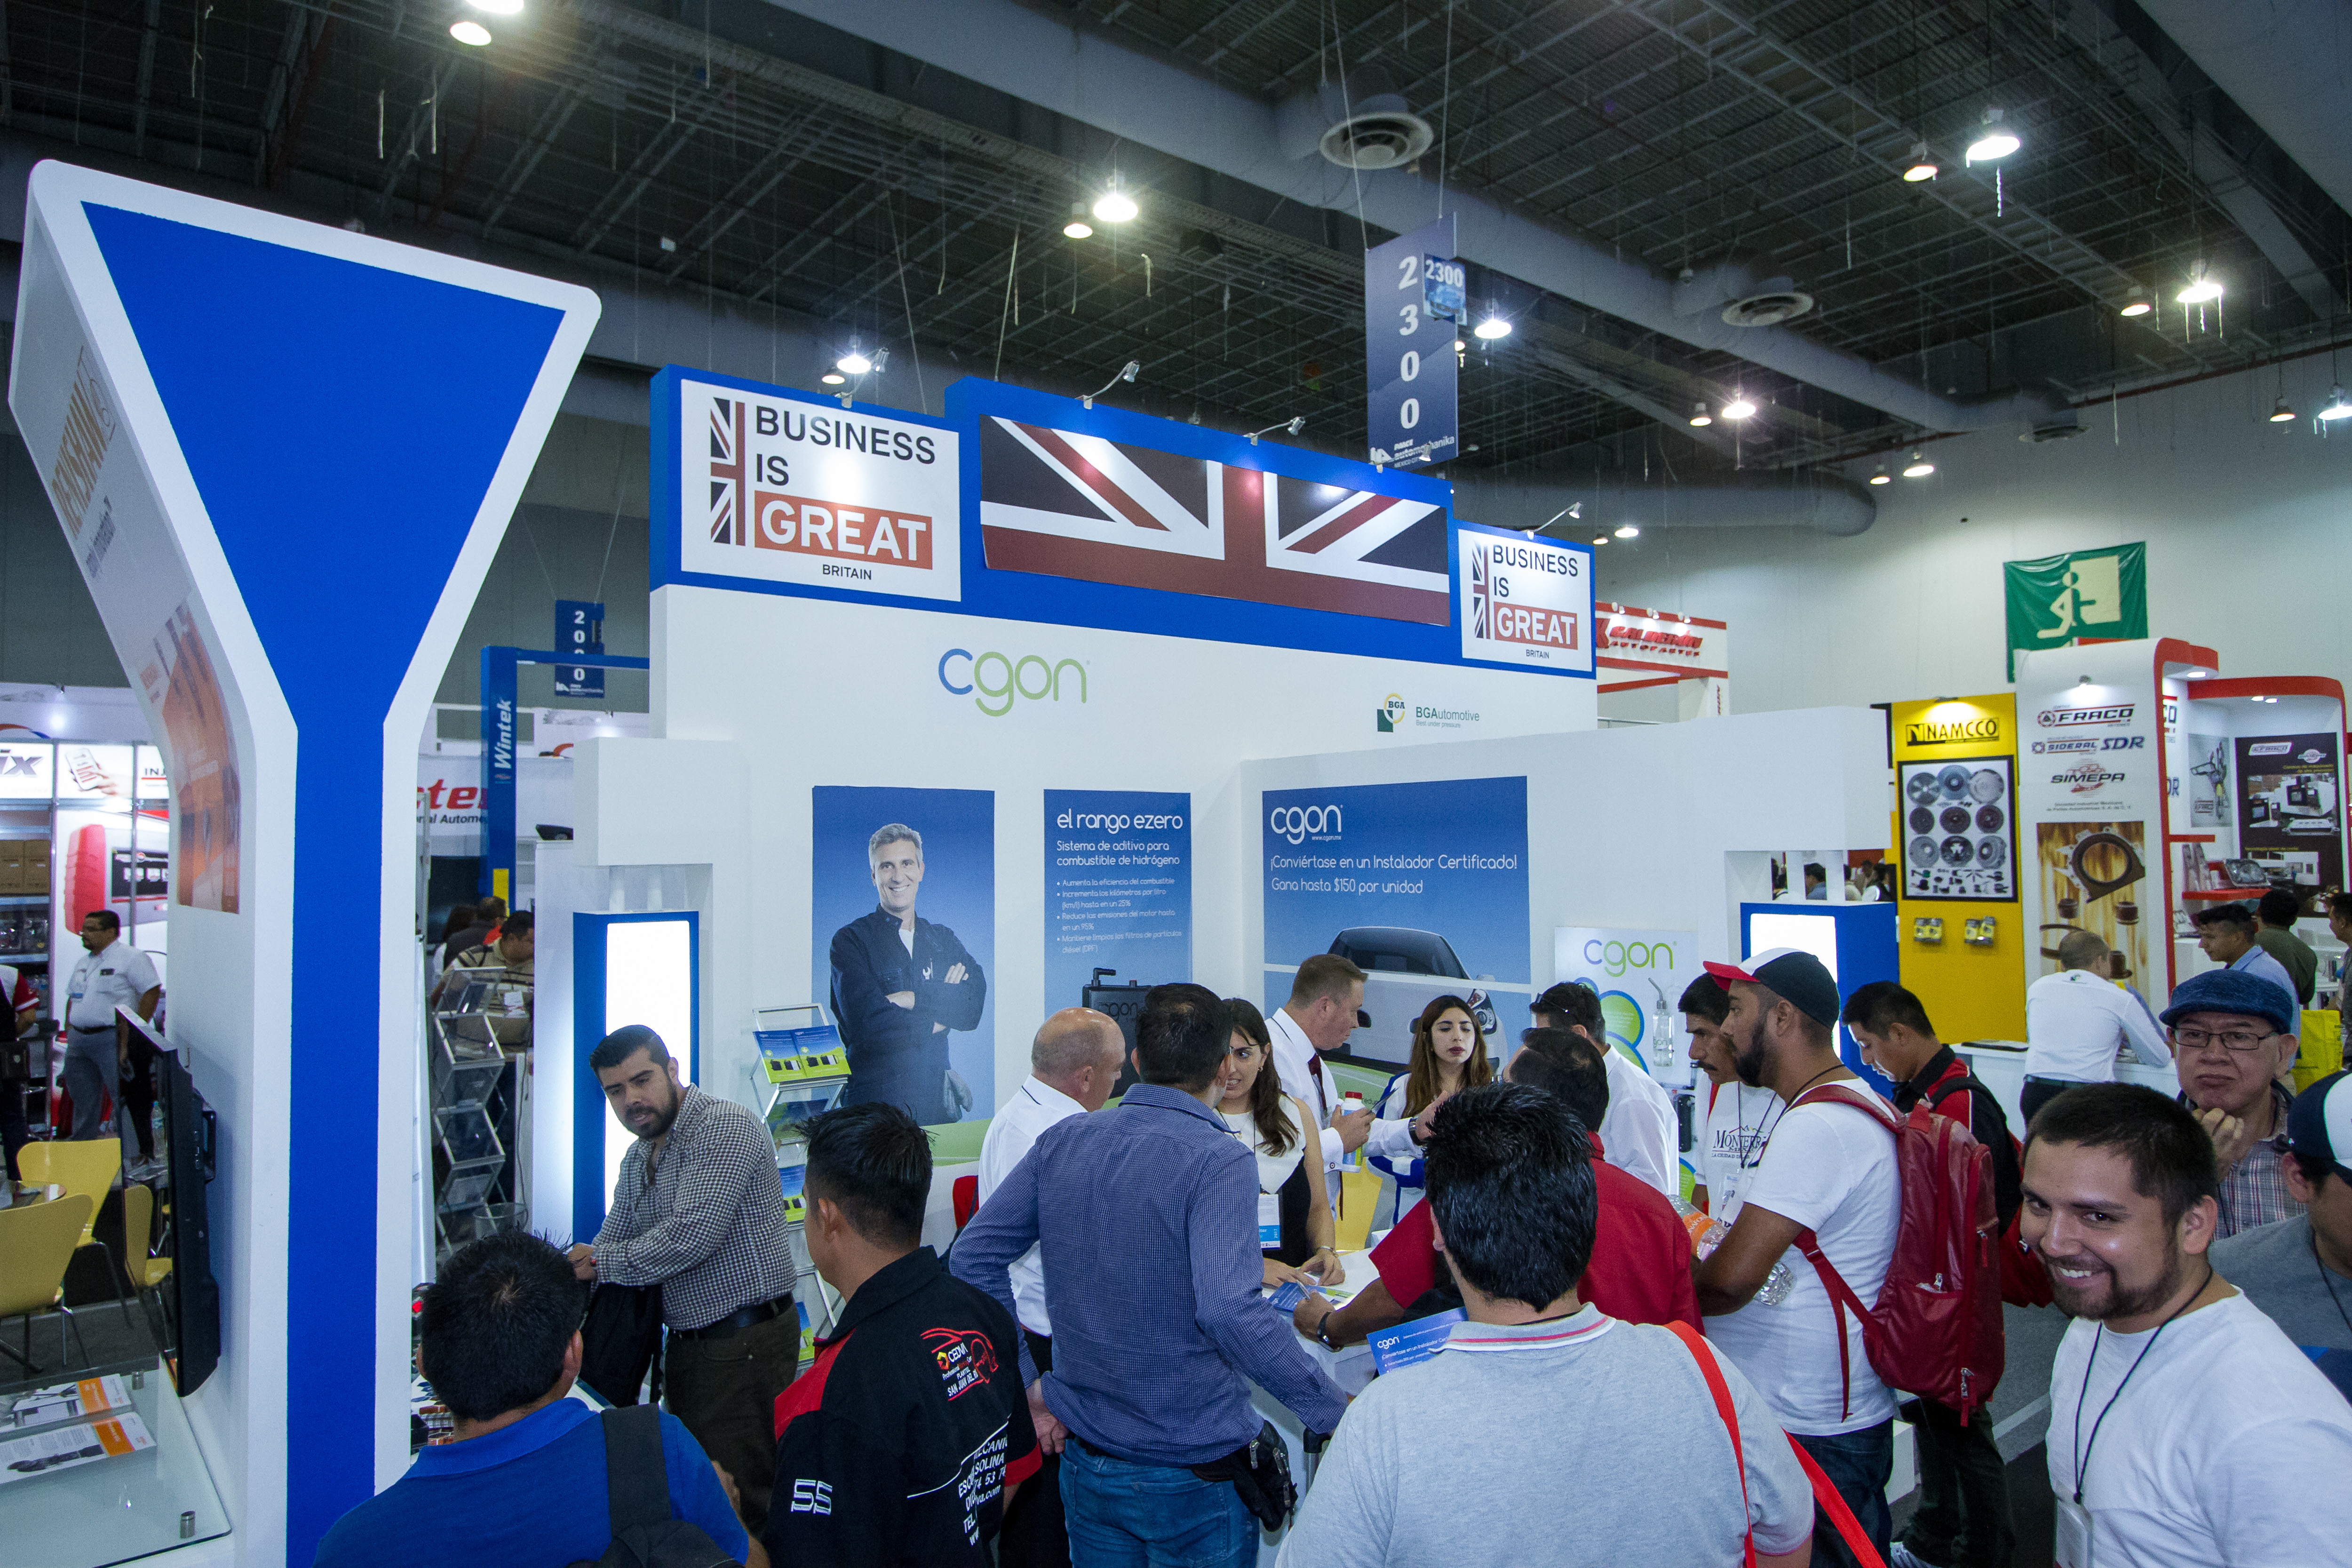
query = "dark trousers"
(2020, 1075, 2078, 1128)
(1794, 1420, 1893, 1568)
(0, 1081, 27, 1180)
(1000, 1329, 1070, 1567)
(662, 1310, 801, 1536)
(121, 1035, 156, 1159)
(1901, 1397, 2016, 1568)
(842, 1040, 951, 1125)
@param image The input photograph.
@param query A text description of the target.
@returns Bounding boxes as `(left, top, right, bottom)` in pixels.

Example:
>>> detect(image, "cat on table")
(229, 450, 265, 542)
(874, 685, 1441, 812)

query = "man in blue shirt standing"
(314, 1230, 760, 1568)
(955, 983, 1347, 1568)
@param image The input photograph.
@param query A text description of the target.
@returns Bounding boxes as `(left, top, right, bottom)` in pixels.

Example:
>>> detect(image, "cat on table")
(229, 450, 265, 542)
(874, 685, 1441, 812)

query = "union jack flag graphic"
(977, 416, 1450, 624)
(708, 398, 747, 545)
(1468, 543, 1490, 639)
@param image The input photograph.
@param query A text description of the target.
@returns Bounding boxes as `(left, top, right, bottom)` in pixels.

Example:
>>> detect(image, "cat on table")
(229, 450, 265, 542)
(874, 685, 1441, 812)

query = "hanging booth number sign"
(1365, 218, 1460, 470)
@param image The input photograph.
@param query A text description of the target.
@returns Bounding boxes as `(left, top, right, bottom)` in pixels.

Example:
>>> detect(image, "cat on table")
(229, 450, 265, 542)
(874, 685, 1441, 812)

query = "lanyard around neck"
(2071, 1266, 2211, 1504)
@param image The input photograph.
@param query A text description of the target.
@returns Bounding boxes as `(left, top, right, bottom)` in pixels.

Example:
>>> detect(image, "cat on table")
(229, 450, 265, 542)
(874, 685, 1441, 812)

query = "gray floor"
(1884, 1302, 2068, 1568)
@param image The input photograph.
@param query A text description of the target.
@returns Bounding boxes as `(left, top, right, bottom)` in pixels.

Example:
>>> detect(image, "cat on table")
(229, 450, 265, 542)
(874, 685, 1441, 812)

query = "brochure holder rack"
(429, 965, 533, 1262)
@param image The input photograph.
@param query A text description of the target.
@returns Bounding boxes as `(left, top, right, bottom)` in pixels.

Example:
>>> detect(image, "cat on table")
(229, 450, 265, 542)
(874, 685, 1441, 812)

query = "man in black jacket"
(1840, 981, 2019, 1568)
(768, 1102, 1037, 1566)
(829, 823, 986, 1123)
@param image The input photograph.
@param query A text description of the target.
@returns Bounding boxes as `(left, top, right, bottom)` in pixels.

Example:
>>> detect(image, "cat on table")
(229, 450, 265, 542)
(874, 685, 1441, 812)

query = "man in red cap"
(1692, 947, 1899, 1568)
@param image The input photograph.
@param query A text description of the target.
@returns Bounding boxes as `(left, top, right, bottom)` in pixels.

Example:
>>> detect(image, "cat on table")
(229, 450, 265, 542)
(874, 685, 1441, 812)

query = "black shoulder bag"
(1190, 1420, 1296, 1533)
(578, 1281, 666, 1409)
(567, 1405, 742, 1568)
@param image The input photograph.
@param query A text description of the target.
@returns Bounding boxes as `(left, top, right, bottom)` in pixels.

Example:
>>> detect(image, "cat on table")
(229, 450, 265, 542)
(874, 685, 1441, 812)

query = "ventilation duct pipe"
(1451, 470, 1876, 539)
(764, 0, 2074, 438)
(2137, 1, 2352, 223)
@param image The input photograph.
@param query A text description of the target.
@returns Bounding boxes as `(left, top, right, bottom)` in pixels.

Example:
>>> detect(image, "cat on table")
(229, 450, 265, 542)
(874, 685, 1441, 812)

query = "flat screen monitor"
(117, 1007, 220, 1395)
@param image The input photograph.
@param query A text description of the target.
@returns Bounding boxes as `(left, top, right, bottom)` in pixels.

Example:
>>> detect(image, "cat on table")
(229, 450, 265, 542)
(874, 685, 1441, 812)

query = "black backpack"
(566, 1406, 744, 1568)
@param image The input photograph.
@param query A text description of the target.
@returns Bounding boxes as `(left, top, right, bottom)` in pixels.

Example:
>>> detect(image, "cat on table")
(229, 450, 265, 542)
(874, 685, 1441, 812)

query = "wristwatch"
(1313, 1305, 1343, 1350)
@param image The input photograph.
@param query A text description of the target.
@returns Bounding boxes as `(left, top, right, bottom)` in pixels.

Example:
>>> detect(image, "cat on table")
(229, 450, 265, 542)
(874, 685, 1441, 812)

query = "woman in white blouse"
(1220, 999, 1341, 1288)
(1368, 995, 1494, 1228)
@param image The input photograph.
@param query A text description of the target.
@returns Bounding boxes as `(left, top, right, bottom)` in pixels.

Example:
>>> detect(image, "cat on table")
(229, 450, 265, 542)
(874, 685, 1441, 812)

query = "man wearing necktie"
(1265, 954, 1376, 1210)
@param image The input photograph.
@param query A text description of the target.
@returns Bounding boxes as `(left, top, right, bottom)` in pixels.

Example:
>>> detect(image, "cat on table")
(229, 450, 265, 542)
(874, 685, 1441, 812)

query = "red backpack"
(1789, 1083, 2005, 1424)
(1915, 1060, 2052, 1310)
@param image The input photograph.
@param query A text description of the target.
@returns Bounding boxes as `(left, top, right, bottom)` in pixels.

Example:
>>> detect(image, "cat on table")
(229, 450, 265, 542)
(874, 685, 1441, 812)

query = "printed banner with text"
(1042, 789, 1192, 1011)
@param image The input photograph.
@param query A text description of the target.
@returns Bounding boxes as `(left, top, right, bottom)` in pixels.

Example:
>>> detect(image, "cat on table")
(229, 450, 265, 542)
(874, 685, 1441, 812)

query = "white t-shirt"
(2045, 1291, 2352, 1568)
(2024, 969, 2170, 1083)
(1698, 1080, 1782, 1217)
(1597, 1048, 1678, 1197)
(1703, 1090, 1901, 1436)
(65, 939, 159, 1032)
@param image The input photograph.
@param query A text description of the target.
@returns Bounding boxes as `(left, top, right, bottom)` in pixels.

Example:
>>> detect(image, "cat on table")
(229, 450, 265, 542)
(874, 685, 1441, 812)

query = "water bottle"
(1339, 1092, 1365, 1171)
(1672, 1196, 1796, 1305)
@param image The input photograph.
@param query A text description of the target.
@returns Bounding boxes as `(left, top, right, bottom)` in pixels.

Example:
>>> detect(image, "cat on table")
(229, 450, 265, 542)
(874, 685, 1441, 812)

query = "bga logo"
(1376, 694, 1406, 733)
(2053, 762, 2127, 793)
(1271, 804, 1344, 844)
(1906, 716, 2002, 747)
(2036, 703, 2135, 728)
(938, 649, 1087, 718)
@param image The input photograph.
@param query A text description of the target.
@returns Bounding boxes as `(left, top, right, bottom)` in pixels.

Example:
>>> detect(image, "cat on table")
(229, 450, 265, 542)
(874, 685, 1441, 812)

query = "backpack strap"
(1786, 1083, 1899, 1423)
(602, 1404, 675, 1539)
(1786, 1436, 1891, 1568)
(1667, 1323, 1756, 1568)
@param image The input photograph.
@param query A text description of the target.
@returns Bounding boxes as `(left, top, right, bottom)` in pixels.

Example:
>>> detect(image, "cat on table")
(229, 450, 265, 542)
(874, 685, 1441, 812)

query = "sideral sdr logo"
(1376, 693, 1406, 733)
(938, 648, 1088, 718)
(1271, 804, 1344, 845)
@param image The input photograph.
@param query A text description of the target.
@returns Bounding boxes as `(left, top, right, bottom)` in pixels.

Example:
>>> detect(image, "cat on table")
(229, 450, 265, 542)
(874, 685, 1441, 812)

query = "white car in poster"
(1323, 926, 1513, 1067)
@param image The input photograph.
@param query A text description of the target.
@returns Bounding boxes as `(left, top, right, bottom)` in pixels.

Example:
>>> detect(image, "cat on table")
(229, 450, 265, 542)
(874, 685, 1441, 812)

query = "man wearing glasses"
(2160, 969, 2304, 1239)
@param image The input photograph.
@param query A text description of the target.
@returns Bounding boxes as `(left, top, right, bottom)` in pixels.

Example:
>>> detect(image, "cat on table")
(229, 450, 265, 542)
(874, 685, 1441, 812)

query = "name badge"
(2052, 1496, 2092, 1568)
(1256, 1192, 1282, 1249)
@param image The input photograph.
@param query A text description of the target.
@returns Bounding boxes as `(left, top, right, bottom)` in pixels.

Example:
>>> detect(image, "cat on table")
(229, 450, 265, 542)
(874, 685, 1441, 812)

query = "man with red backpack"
(1843, 982, 2020, 1568)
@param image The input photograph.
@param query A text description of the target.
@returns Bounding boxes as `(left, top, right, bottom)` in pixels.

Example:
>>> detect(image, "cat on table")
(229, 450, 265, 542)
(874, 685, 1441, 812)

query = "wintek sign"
(676, 375, 961, 601)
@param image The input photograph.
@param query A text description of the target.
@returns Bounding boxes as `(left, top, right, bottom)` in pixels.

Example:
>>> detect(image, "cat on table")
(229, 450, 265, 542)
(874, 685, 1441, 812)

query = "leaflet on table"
(8, 1374, 133, 1432)
(0, 1411, 154, 1482)
(1367, 1309, 1465, 1374)
(1267, 1277, 1362, 1314)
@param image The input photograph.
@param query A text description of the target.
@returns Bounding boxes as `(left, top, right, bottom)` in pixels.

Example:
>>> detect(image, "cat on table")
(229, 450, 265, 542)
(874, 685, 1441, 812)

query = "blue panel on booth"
(1740, 901, 1901, 1098)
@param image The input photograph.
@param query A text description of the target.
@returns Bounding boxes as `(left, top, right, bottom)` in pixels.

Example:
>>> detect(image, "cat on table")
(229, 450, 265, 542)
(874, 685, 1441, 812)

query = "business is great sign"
(1455, 525, 1595, 676)
(675, 373, 961, 602)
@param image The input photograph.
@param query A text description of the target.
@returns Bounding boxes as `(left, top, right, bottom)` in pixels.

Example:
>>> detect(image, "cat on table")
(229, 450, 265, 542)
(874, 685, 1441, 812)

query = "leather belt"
(670, 1295, 792, 1341)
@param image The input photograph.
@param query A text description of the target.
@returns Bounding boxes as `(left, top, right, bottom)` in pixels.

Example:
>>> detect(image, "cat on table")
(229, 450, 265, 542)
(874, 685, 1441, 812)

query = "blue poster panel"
(811, 786, 994, 1123)
(1042, 789, 1192, 1009)
(1262, 777, 1531, 1068)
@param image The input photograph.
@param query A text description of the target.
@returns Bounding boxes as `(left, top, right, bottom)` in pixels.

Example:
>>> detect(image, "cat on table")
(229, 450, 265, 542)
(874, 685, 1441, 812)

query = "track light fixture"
(1064, 203, 1093, 240)
(1688, 403, 1713, 428)
(1721, 396, 1757, 421)
(1901, 142, 1938, 183)
(1965, 108, 2019, 164)
(1530, 504, 1582, 535)
(1868, 467, 1891, 486)
(1092, 177, 1138, 224)
(2118, 287, 2152, 318)
(1902, 450, 1936, 478)
(1081, 360, 1141, 409)
(1246, 416, 1307, 446)
(2270, 398, 2296, 424)
(2319, 385, 2352, 422)
(1473, 314, 1512, 341)
(450, 18, 493, 44)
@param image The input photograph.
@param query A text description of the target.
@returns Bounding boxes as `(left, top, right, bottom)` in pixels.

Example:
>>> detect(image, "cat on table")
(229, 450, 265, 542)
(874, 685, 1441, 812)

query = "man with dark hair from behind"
(2022, 1083, 2352, 1566)
(1295, 1027, 1698, 1348)
(1279, 1083, 1812, 1568)
(1840, 981, 2018, 1568)
(768, 1102, 1037, 1567)
(313, 1230, 760, 1568)
(2253, 886, 2318, 1005)
(956, 983, 1345, 1568)
(1530, 979, 1677, 1196)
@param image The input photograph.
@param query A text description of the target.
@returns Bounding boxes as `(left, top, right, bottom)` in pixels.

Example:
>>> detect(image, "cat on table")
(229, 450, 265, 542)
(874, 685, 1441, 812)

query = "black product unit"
(124, 1010, 221, 1395)
(1082, 969, 1154, 1100)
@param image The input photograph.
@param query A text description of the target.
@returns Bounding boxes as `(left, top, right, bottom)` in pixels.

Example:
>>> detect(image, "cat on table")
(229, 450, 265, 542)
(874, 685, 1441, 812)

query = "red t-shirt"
(1368, 1135, 1700, 1330)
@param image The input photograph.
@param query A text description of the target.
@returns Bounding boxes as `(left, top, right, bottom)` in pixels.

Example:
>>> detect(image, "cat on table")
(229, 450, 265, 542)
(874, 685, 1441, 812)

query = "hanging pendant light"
(1965, 108, 2019, 163)
(2318, 385, 2352, 422)
(1902, 450, 1936, 478)
(2270, 398, 2296, 424)
(2176, 261, 2223, 305)
(1900, 142, 1938, 183)
(2118, 287, 2153, 318)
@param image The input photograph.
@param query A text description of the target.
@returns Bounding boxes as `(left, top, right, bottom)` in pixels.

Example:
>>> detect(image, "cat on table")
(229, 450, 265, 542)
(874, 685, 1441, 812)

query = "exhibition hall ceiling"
(6, 0, 2347, 480)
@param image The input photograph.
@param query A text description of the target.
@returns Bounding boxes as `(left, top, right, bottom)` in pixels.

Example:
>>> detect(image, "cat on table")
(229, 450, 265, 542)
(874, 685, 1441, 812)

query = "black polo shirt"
(766, 1246, 1039, 1567)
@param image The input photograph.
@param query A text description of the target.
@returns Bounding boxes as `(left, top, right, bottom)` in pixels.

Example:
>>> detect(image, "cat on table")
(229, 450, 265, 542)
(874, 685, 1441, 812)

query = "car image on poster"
(1262, 777, 1532, 1069)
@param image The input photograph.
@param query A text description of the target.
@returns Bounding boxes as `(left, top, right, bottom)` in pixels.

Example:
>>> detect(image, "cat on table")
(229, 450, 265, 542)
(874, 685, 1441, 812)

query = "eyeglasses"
(2169, 1026, 2279, 1055)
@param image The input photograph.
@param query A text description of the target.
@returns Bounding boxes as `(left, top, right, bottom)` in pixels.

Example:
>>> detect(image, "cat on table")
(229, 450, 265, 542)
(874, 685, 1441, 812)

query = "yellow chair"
(0, 1194, 95, 1373)
(119, 1181, 174, 1351)
(19, 1139, 133, 1326)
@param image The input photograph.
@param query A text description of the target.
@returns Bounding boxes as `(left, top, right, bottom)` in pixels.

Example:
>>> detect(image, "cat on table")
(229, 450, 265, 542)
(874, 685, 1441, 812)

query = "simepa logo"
(1375, 693, 1406, 733)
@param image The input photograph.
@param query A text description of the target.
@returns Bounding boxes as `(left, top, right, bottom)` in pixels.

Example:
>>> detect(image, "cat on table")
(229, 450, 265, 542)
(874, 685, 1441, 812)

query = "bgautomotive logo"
(2036, 703, 2135, 728)
(1376, 693, 1406, 733)
(938, 649, 1088, 717)
(1270, 804, 1344, 845)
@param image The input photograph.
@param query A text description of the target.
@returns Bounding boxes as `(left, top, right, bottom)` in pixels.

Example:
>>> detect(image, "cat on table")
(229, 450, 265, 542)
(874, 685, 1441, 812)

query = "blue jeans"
(1795, 1420, 1893, 1568)
(1059, 1441, 1258, 1568)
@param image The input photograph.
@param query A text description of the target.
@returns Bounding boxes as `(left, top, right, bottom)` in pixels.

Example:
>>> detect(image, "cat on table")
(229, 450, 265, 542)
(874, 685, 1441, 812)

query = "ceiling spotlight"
(1063, 203, 1094, 240)
(1721, 396, 1757, 421)
(1868, 467, 1891, 486)
(1473, 314, 1512, 341)
(1081, 359, 1141, 409)
(2118, 287, 2153, 318)
(1902, 450, 1936, 478)
(2270, 397, 2296, 423)
(1965, 107, 2019, 164)
(2319, 385, 2352, 422)
(449, 18, 493, 44)
(1453, 338, 1467, 353)
(1246, 415, 1307, 446)
(1092, 177, 1138, 224)
(835, 347, 873, 376)
(1613, 523, 1640, 539)
(1688, 402, 1713, 428)
(821, 372, 846, 386)
(463, 0, 524, 12)
(2177, 260, 2223, 305)
(1592, 535, 1609, 546)
(1901, 142, 1938, 183)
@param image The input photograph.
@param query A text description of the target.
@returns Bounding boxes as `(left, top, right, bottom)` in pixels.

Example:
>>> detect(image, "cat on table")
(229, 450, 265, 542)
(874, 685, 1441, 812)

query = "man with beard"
(2023, 1083, 2352, 1567)
(1691, 949, 1900, 1568)
(568, 1026, 798, 1532)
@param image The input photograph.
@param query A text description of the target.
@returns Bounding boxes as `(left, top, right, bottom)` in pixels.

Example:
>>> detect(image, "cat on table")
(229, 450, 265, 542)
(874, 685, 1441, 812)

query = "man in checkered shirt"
(2161, 969, 2306, 1240)
(568, 1026, 797, 1532)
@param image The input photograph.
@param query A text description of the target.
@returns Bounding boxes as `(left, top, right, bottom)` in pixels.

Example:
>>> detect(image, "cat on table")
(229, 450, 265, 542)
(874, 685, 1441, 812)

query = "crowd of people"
(318, 945, 2352, 1568)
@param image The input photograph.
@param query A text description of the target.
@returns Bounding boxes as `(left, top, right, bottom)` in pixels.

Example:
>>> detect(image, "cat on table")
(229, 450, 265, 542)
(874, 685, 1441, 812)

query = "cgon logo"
(938, 648, 1088, 718)
(1270, 804, 1343, 845)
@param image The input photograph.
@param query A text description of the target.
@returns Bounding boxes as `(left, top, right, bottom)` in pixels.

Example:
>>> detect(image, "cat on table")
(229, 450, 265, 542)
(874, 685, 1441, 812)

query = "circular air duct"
(1319, 101, 1434, 170)
(1721, 290, 1815, 328)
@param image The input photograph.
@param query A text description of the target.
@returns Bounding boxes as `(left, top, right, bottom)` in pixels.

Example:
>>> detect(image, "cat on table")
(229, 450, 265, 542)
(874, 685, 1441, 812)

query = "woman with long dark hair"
(1221, 998, 1341, 1287)
(1368, 995, 1493, 1227)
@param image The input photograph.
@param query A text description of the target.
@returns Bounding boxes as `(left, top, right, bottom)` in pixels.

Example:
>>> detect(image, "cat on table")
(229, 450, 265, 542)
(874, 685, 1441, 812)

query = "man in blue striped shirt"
(955, 983, 1346, 1568)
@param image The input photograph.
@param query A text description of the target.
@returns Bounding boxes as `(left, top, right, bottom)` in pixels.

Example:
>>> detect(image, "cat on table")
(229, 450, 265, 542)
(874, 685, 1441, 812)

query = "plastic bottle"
(1672, 1196, 1796, 1305)
(1339, 1091, 1365, 1171)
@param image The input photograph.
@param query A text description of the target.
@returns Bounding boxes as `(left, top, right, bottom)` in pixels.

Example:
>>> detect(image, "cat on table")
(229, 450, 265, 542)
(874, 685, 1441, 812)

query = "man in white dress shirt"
(974, 1005, 1125, 1568)
(2024, 930, 2172, 1125)
(1531, 981, 1679, 1196)
(1265, 955, 1377, 1202)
